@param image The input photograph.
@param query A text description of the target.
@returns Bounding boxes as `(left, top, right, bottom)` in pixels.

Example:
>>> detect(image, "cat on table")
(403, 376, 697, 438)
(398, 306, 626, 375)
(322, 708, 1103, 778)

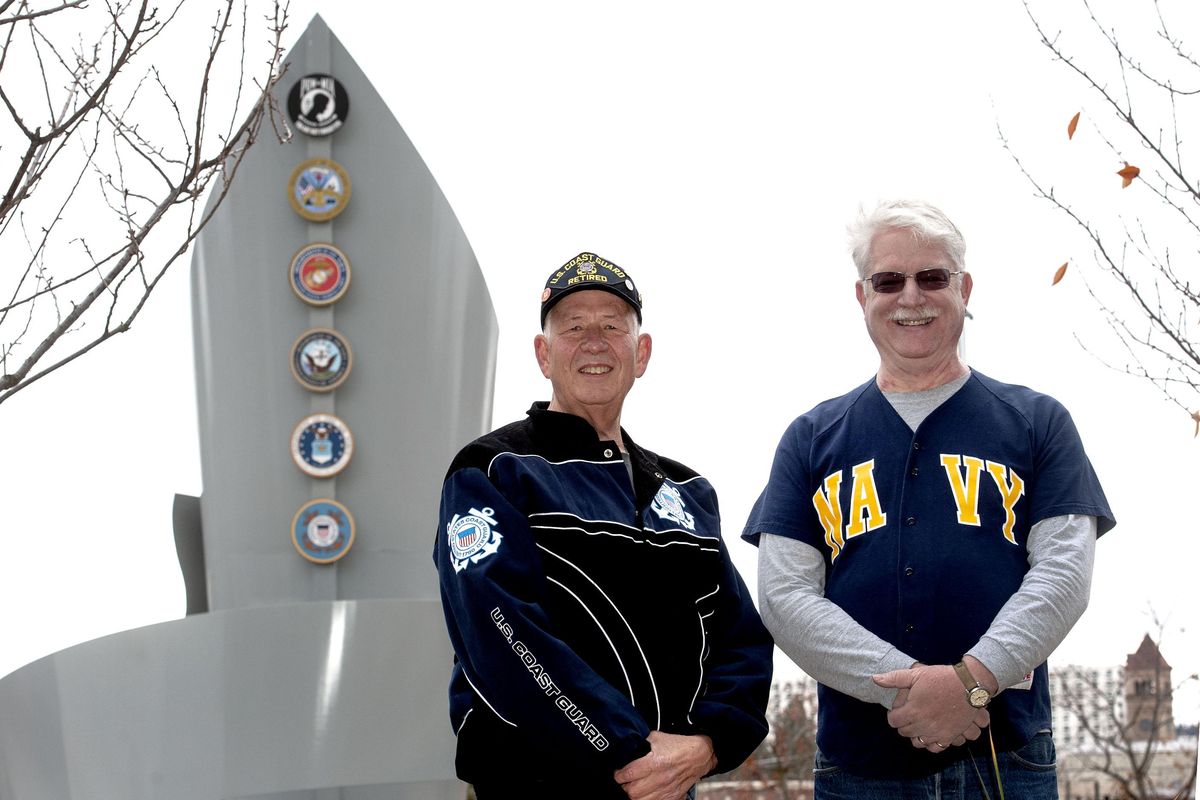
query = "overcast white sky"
(2, 1, 1196, 721)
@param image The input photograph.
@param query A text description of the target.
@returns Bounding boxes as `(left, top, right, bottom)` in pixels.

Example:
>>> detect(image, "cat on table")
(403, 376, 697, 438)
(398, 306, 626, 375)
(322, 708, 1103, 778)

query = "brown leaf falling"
(1117, 163, 1140, 188)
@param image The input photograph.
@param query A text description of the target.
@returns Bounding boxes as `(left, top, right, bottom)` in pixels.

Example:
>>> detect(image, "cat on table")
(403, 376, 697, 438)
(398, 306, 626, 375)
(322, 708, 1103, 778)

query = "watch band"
(954, 660, 992, 708)
(953, 660, 979, 691)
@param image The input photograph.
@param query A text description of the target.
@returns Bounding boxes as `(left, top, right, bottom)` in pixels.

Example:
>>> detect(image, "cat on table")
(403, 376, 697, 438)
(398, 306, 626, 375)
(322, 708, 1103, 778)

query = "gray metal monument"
(0, 16, 495, 799)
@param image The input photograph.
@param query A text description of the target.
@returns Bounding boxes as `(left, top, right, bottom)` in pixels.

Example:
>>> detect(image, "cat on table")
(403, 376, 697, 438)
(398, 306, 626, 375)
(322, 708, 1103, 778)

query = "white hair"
(847, 199, 967, 279)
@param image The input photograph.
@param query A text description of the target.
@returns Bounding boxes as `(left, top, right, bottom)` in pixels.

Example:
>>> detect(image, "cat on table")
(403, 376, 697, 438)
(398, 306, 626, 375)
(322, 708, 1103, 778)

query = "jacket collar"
(526, 401, 665, 509)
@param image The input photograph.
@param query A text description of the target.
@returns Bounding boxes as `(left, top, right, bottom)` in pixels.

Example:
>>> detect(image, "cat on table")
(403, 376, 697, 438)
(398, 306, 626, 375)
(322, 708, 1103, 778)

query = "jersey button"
(910, 467, 919, 477)
(905, 624, 915, 633)
(905, 516, 917, 526)
(904, 567, 915, 576)
(603, 448, 614, 458)
(913, 441, 922, 451)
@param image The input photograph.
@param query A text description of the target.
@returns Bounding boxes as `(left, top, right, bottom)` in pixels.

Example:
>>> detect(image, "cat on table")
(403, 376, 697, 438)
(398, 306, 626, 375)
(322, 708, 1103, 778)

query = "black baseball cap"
(540, 252, 643, 328)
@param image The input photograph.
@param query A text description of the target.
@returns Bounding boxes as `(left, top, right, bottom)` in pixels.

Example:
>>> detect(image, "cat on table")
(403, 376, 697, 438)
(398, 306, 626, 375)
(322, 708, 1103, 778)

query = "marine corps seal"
(289, 243, 351, 306)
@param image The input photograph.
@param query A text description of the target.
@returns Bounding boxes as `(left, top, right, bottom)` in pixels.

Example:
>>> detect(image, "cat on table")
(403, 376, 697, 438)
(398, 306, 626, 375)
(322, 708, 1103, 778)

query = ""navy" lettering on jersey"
(813, 454, 1024, 561)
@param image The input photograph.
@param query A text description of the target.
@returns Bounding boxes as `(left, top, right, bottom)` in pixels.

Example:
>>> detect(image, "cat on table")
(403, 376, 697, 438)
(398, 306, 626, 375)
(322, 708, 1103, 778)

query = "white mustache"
(889, 307, 939, 322)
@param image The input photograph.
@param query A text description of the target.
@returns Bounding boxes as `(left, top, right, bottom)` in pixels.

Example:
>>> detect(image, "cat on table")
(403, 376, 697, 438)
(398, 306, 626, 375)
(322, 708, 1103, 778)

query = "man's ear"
(634, 332, 652, 378)
(534, 333, 552, 379)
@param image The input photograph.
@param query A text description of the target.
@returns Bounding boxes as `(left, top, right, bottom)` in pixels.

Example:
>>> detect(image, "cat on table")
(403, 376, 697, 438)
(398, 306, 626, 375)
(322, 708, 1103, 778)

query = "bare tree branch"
(1008, 0, 1200, 423)
(0, 0, 86, 26)
(0, 0, 290, 403)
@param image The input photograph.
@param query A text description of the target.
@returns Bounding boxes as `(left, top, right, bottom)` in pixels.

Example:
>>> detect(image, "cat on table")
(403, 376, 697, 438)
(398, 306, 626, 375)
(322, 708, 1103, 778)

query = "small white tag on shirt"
(1009, 671, 1034, 691)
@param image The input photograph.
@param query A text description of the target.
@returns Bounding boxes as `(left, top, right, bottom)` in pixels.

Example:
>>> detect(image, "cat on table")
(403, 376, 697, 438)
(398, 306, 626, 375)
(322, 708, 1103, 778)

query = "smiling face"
(534, 290, 651, 438)
(856, 226, 973, 390)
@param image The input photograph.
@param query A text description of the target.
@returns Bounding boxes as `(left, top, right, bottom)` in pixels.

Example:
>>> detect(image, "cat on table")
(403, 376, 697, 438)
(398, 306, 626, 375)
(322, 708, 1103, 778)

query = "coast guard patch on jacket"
(448, 507, 503, 572)
(651, 483, 696, 530)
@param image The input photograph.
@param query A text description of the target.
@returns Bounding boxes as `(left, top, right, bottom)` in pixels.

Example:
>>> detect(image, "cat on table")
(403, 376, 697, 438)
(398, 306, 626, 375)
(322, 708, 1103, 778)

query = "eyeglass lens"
(869, 268, 952, 293)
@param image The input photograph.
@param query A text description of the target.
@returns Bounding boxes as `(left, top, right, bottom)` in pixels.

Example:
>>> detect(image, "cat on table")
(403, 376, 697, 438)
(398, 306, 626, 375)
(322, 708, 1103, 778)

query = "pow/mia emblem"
(289, 243, 351, 306)
(291, 413, 354, 477)
(288, 158, 351, 222)
(448, 507, 503, 573)
(291, 498, 355, 564)
(286, 73, 350, 137)
(651, 483, 696, 531)
(290, 328, 352, 392)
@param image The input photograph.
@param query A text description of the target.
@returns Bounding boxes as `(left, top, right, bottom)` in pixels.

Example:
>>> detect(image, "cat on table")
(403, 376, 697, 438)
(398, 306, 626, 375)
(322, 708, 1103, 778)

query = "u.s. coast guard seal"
(286, 73, 350, 137)
(651, 483, 696, 531)
(291, 498, 355, 564)
(447, 507, 503, 573)
(288, 158, 351, 222)
(290, 328, 352, 392)
(289, 243, 351, 305)
(290, 413, 354, 478)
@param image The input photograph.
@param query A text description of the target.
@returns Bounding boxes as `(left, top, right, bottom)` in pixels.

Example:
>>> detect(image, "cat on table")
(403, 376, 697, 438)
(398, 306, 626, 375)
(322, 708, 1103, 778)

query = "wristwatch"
(953, 661, 992, 708)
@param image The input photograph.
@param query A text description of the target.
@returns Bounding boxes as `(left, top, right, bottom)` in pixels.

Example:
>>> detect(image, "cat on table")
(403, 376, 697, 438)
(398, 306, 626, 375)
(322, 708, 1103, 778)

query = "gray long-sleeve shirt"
(758, 514, 1096, 707)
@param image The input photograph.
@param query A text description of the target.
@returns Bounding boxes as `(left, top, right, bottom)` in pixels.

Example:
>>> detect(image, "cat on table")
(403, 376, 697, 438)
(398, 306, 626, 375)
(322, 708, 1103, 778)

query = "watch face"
(968, 686, 991, 708)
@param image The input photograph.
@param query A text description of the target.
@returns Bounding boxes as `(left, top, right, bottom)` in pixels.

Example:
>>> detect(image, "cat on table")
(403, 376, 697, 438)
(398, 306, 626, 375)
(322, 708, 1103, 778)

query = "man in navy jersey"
(435, 252, 771, 800)
(743, 200, 1114, 799)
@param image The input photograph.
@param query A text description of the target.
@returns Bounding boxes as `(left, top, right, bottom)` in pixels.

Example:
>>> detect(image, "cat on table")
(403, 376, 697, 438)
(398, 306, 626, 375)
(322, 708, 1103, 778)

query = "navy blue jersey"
(742, 371, 1114, 777)
(436, 403, 772, 789)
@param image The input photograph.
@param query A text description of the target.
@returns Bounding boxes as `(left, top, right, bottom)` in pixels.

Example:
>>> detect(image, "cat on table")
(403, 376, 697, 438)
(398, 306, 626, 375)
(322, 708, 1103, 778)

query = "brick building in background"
(1055, 635, 1195, 800)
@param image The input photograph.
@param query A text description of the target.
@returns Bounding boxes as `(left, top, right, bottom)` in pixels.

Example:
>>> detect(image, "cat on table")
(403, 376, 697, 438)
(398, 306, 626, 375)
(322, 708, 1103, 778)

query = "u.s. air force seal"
(290, 413, 354, 477)
(447, 507, 503, 573)
(289, 243, 351, 305)
(286, 73, 350, 137)
(288, 158, 351, 222)
(290, 328, 352, 392)
(291, 498, 355, 564)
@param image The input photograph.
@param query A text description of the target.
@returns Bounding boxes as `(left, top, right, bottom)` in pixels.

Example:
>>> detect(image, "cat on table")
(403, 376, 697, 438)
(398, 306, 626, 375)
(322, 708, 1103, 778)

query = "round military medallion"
(290, 413, 354, 477)
(288, 158, 351, 222)
(286, 73, 350, 137)
(290, 328, 352, 392)
(291, 498, 355, 564)
(289, 243, 351, 305)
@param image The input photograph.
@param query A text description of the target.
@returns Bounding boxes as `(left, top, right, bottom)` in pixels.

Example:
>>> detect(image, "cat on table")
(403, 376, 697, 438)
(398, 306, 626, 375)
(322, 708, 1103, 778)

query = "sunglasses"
(863, 268, 962, 293)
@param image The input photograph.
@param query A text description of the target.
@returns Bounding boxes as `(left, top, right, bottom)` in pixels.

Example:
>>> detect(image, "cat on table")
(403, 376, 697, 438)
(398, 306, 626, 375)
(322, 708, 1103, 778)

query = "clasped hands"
(873, 663, 990, 753)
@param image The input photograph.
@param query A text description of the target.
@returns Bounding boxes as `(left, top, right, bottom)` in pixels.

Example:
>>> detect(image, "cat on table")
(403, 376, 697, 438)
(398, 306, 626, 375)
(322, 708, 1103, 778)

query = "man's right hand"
(873, 665, 989, 751)
(614, 731, 715, 800)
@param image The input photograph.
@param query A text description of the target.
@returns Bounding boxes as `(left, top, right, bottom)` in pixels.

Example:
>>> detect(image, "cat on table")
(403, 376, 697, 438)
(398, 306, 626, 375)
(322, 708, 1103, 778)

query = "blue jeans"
(473, 781, 697, 800)
(813, 731, 1058, 800)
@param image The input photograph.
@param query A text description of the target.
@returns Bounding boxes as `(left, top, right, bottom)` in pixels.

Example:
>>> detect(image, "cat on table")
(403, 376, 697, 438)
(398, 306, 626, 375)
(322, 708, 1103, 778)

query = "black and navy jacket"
(435, 402, 772, 789)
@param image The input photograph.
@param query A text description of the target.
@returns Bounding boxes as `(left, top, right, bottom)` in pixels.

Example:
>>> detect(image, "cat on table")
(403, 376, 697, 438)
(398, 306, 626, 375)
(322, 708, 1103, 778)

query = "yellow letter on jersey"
(812, 471, 844, 562)
(940, 454, 985, 526)
(985, 461, 1025, 544)
(845, 460, 887, 540)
